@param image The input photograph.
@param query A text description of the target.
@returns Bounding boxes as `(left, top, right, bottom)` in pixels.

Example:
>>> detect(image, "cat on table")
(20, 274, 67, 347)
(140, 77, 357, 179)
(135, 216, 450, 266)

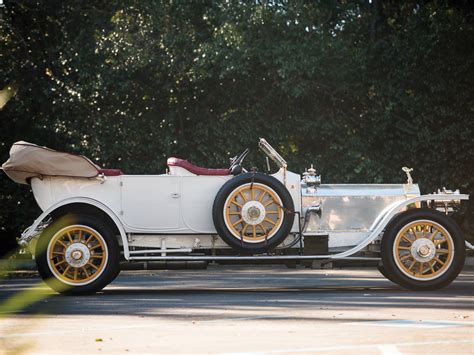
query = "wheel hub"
(241, 201, 266, 225)
(410, 238, 436, 262)
(71, 250, 83, 260)
(248, 207, 260, 219)
(65, 243, 91, 267)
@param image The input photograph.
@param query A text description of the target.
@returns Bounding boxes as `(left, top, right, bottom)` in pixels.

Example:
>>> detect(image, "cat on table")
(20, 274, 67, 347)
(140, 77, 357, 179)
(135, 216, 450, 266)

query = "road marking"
(344, 319, 473, 328)
(223, 339, 474, 354)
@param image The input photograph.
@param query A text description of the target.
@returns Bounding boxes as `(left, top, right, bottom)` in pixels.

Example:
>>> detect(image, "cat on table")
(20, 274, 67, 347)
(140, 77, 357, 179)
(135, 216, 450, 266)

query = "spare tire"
(212, 172, 295, 253)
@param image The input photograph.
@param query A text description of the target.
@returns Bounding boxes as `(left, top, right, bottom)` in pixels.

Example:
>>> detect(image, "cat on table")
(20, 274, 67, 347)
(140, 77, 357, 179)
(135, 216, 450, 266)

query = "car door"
(120, 175, 181, 231)
(180, 175, 230, 233)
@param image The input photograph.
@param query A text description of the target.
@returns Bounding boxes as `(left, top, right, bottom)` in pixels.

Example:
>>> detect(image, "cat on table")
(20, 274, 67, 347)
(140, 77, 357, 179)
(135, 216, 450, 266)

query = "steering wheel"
(229, 148, 249, 175)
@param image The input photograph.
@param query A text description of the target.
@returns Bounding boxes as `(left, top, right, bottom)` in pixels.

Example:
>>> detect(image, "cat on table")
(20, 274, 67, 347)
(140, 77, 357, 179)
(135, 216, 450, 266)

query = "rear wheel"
(212, 173, 295, 253)
(381, 209, 465, 290)
(35, 214, 120, 295)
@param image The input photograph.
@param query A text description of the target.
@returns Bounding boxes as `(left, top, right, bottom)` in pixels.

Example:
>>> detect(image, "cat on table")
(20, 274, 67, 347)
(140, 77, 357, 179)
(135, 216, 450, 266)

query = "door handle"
(171, 193, 180, 198)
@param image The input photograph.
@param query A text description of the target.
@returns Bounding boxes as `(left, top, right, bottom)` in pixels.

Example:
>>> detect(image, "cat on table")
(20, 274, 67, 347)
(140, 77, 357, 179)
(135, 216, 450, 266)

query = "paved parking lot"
(0, 265, 473, 354)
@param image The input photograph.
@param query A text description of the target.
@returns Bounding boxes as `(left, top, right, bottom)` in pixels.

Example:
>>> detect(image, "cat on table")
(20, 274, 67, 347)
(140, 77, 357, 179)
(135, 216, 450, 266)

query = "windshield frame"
(258, 138, 287, 169)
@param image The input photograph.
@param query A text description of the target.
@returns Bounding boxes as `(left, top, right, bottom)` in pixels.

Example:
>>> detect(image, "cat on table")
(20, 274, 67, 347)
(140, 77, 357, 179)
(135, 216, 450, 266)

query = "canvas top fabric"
(1, 141, 100, 185)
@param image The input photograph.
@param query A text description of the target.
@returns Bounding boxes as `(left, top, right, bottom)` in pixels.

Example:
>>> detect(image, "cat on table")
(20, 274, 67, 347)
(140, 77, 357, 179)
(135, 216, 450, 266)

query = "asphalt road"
(0, 265, 473, 354)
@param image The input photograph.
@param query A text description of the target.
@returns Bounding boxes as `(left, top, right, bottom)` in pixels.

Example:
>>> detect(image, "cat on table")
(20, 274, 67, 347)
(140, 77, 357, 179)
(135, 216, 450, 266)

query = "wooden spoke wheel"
(213, 172, 294, 253)
(224, 183, 284, 243)
(393, 220, 454, 281)
(47, 225, 108, 286)
(36, 214, 120, 295)
(381, 208, 465, 291)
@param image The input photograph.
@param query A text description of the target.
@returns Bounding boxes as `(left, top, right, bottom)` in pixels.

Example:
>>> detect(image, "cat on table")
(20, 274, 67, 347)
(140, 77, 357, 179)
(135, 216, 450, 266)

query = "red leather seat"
(98, 169, 123, 176)
(167, 157, 229, 176)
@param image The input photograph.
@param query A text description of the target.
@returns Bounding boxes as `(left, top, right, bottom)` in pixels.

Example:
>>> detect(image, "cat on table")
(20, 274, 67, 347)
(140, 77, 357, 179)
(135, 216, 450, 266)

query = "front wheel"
(381, 208, 465, 291)
(35, 214, 120, 295)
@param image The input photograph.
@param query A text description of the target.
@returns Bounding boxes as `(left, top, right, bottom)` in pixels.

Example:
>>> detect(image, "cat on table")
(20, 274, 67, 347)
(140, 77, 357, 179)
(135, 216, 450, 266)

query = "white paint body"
(25, 164, 469, 260)
(31, 168, 301, 236)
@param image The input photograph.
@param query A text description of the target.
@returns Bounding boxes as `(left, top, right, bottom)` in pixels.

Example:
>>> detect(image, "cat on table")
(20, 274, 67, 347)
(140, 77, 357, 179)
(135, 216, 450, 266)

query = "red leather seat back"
(167, 157, 229, 176)
(98, 169, 123, 176)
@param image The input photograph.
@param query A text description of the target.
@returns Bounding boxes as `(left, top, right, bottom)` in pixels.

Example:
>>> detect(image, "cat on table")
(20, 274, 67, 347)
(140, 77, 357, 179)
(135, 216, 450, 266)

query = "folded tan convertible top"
(1, 141, 100, 185)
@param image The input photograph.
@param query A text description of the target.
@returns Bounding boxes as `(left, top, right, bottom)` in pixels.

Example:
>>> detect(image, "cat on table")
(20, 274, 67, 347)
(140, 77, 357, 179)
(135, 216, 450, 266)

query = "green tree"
(1, 1, 473, 256)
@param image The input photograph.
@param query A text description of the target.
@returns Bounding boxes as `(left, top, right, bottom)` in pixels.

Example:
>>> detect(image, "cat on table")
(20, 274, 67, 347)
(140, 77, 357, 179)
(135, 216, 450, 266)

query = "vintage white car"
(1, 139, 470, 294)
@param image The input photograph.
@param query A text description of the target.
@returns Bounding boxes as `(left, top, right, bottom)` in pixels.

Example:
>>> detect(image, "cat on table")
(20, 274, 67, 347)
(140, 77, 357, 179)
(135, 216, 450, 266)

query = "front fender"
(330, 192, 469, 259)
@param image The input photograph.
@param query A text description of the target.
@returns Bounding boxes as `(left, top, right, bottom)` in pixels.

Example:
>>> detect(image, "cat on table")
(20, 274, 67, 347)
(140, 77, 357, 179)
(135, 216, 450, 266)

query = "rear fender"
(20, 197, 130, 259)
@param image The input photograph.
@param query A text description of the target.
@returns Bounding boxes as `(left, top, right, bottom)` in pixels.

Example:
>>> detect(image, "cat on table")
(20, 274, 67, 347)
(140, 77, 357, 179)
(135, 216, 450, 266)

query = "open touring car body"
(2, 139, 470, 293)
(28, 168, 301, 255)
(28, 173, 427, 255)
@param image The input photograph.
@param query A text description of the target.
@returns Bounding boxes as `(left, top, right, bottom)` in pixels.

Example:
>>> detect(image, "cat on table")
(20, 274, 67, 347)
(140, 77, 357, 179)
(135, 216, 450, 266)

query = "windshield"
(258, 138, 287, 169)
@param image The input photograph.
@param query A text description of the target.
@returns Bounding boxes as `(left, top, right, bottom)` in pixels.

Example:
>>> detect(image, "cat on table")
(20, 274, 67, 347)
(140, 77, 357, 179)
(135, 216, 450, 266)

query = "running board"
(128, 255, 381, 261)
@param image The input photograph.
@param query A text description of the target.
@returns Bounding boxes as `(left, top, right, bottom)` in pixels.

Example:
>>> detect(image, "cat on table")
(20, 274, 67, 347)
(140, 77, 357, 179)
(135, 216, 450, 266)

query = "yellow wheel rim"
(393, 220, 454, 281)
(223, 183, 284, 243)
(47, 225, 108, 286)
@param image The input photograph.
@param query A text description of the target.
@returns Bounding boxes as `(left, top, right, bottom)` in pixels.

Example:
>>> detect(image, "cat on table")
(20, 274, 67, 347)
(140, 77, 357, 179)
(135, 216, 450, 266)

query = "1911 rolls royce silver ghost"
(2, 138, 469, 294)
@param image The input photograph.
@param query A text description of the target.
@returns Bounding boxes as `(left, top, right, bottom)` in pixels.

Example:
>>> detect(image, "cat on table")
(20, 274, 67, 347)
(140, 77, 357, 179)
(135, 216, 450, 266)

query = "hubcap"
(71, 251, 82, 260)
(411, 238, 436, 262)
(241, 201, 266, 225)
(65, 243, 91, 268)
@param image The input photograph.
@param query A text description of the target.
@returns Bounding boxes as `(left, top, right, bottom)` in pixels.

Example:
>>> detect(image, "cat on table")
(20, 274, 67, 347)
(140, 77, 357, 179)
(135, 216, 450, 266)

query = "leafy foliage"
(1, 1, 473, 255)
